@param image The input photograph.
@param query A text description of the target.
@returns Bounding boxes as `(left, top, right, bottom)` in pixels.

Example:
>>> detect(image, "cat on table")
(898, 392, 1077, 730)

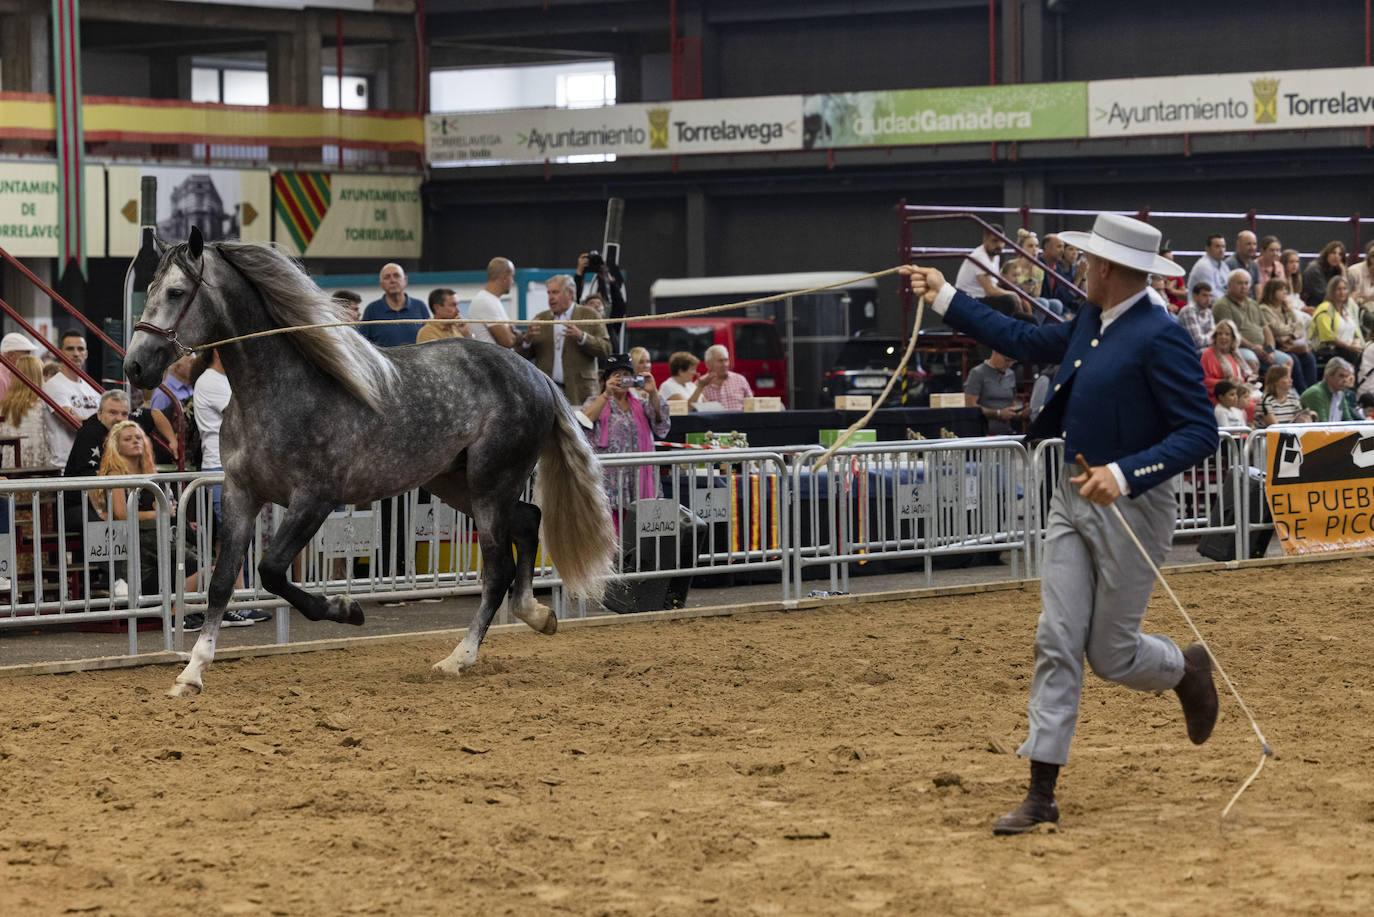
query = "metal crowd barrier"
(790, 438, 1029, 594)
(9, 425, 1364, 666)
(0, 475, 174, 655)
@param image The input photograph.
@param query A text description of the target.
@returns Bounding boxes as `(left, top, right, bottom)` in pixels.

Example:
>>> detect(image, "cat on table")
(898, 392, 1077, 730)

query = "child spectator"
(1257, 364, 1312, 427)
(1212, 381, 1247, 428)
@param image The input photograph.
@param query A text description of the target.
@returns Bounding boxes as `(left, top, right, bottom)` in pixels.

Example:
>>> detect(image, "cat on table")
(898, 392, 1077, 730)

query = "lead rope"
(1073, 455, 1272, 824)
(194, 266, 908, 352)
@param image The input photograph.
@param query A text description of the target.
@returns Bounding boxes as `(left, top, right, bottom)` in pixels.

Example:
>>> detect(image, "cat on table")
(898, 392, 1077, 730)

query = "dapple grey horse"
(124, 227, 616, 696)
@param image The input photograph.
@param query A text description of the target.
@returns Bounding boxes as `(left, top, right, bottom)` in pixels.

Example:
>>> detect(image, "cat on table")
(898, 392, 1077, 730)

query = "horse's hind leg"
(256, 495, 363, 626)
(169, 481, 262, 697)
(433, 496, 518, 675)
(506, 501, 555, 634)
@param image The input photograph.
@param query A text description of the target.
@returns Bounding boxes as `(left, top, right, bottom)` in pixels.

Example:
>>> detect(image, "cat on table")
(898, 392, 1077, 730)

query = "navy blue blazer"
(942, 288, 1217, 497)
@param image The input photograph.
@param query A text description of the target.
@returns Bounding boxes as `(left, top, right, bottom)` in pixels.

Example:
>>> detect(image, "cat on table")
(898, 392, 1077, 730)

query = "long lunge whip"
(1075, 455, 1272, 822)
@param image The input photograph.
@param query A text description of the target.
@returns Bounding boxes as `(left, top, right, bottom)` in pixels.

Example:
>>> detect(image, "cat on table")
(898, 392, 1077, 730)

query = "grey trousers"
(1017, 464, 1187, 766)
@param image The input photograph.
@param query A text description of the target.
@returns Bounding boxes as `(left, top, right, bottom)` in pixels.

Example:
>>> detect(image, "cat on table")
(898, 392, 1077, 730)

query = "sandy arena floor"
(2, 558, 1374, 916)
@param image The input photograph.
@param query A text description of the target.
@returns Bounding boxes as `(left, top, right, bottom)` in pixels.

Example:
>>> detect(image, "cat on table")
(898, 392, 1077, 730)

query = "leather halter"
(133, 256, 205, 358)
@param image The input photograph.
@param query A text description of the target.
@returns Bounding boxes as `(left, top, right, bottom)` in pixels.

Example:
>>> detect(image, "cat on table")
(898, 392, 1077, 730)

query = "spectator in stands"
(90, 421, 232, 633)
(1212, 380, 1247, 428)
(1349, 241, 1374, 307)
(1300, 356, 1360, 422)
(1312, 275, 1364, 364)
(1257, 364, 1313, 426)
(954, 224, 1031, 321)
(144, 353, 195, 463)
(689, 344, 754, 411)
(468, 257, 518, 348)
(1359, 390, 1374, 417)
(193, 348, 232, 523)
(41, 361, 59, 382)
(332, 290, 362, 324)
(43, 329, 101, 468)
(1201, 320, 1255, 401)
(0, 332, 38, 397)
(0, 353, 53, 468)
(1302, 241, 1348, 309)
(1213, 269, 1292, 376)
(64, 389, 131, 478)
(627, 347, 654, 402)
(1225, 230, 1260, 286)
(1013, 229, 1064, 319)
(1255, 236, 1285, 288)
(1158, 246, 1188, 310)
(1281, 249, 1307, 311)
(417, 288, 469, 343)
(1186, 233, 1230, 305)
(1257, 279, 1316, 391)
(582, 294, 607, 319)
(149, 354, 194, 415)
(581, 353, 670, 523)
(359, 263, 428, 348)
(518, 274, 612, 404)
(659, 351, 700, 401)
(1041, 233, 1082, 313)
(1147, 274, 1173, 312)
(1176, 283, 1216, 353)
(964, 351, 1024, 434)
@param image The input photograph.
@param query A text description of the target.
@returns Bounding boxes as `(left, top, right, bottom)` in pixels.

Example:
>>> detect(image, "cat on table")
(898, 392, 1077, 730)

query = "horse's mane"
(157, 240, 398, 412)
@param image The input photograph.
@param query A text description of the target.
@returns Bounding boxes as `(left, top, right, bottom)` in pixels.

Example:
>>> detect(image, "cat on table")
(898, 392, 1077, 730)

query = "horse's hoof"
(327, 595, 365, 627)
(513, 602, 557, 636)
(166, 682, 201, 698)
(431, 658, 470, 677)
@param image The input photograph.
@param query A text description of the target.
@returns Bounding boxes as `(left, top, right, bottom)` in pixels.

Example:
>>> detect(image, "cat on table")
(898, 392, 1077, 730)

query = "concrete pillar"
(614, 45, 642, 104)
(268, 16, 323, 108)
(1, 13, 50, 93)
(385, 39, 417, 112)
(1003, 171, 1048, 236)
(1020, 0, 1048, 84)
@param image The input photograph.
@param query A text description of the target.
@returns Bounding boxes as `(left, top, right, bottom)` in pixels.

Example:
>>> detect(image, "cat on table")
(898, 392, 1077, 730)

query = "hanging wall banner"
(1089, 66, 1374, 138)
(107, 165, 270, 257)
(1266, 427, 1374, 555)
(0, 161, 105, 258)
(800, 83, 1087, 148)
(273, 172, 421, 258)
(426, 96, 803, 164)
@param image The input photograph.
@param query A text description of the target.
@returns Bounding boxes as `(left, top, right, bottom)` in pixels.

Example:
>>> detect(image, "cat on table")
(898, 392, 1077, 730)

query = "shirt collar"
(1098, 290, 1145, 334)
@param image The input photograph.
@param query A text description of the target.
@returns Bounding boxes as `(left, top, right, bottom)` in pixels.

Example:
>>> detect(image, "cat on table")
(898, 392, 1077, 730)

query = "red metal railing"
(0, 244, 185, 469)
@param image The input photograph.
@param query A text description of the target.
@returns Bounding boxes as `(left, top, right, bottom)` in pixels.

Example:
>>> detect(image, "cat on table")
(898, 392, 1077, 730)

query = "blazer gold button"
(1074, 359, 1082, 368)
(1091, 339, 1099, 347)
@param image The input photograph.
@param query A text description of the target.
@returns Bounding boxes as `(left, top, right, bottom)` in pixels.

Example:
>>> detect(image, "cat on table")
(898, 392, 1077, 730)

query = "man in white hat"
(0, 331, 38, 393)
(903, 212, 1220, 835)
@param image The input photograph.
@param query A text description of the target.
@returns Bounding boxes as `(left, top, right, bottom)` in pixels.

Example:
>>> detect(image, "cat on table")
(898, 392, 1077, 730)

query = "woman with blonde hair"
(0, 353, 53, 468)
(92, 422, 228, 631)
(1201, 320, 1254, 403)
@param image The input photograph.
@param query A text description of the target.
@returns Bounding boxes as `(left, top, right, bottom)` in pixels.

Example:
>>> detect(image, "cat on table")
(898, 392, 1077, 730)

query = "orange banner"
(1265, 428, 1374, 554)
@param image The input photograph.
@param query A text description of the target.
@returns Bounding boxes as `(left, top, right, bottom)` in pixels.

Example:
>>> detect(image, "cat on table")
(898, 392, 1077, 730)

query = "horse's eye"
(167, 287, 185, 299)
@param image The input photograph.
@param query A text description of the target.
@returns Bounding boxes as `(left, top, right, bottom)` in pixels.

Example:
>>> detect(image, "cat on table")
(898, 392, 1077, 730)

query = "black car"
(818, 330, 978, 407)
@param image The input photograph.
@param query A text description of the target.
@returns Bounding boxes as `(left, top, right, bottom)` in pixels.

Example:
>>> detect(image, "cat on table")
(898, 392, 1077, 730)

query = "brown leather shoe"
(992, 796, 1059, 835)
(1174, 643, 1219, 745)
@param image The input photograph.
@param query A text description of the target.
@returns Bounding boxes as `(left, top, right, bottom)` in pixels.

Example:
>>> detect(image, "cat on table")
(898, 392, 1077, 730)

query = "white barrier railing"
(8, 425, 1359, 667)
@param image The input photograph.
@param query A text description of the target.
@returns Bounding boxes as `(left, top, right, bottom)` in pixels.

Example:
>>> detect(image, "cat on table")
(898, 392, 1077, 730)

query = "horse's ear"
(188, 225, 204, 260)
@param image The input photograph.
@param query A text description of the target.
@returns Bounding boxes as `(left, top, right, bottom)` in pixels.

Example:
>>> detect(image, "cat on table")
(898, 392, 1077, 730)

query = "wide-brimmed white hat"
(1059, 212, 1183, 278)
(0, 332, 37, 354)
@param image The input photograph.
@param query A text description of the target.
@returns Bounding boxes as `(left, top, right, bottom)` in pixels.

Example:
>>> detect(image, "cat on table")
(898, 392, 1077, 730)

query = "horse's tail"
(533, 380, 617, 605)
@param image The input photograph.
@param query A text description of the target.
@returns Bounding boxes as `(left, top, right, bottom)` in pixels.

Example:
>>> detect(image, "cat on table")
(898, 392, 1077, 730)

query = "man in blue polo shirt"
(903, 212, 1220, 836)
(360, 262, 429, 347)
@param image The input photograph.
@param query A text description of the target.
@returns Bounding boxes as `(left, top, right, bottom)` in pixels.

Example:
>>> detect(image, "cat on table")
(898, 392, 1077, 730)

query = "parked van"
(627, 317, 787, 405)
(648, 272, 880, 408)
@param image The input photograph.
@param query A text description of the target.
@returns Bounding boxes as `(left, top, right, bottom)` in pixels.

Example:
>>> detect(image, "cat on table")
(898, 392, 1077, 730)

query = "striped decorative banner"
(51, 0, 85, 276)
(272, 172, 332, 253)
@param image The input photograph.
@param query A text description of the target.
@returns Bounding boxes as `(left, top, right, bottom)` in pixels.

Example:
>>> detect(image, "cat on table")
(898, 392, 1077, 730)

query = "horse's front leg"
(169, 481, 262, 697)
(255, 495, 362, 626)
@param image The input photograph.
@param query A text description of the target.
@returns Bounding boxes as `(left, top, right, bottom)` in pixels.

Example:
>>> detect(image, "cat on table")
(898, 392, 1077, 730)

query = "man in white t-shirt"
(468, 257, 518, 348)
(44, 329, 102, 467)
(952, 224, 1029, 321)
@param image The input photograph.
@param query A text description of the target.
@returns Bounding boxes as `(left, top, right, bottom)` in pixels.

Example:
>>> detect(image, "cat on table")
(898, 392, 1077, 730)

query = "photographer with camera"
(518, 273, 612, 404)
(581, 353, 669, 523)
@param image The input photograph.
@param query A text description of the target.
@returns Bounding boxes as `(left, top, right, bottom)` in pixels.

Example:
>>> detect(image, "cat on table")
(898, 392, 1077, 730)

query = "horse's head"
(125, 225, 218, 389)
